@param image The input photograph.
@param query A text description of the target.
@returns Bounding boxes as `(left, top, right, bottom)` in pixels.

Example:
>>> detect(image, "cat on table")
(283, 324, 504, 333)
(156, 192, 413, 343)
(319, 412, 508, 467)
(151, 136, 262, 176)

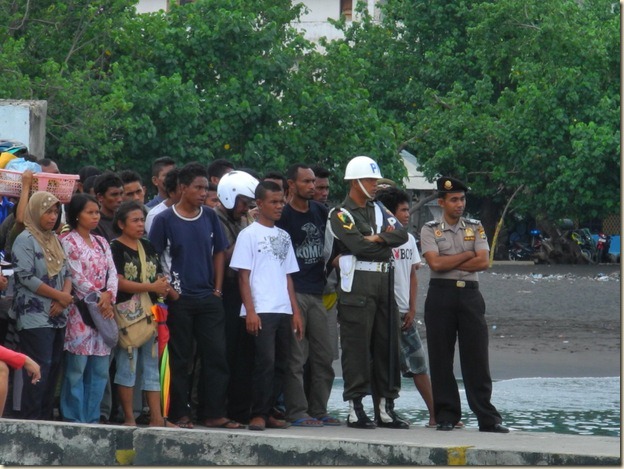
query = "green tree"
(324, 0, 620, 226)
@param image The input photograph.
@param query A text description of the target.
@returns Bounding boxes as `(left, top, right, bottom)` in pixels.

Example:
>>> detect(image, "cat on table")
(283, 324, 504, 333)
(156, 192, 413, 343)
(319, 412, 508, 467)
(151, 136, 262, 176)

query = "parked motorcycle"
(508, 229, 543, 262)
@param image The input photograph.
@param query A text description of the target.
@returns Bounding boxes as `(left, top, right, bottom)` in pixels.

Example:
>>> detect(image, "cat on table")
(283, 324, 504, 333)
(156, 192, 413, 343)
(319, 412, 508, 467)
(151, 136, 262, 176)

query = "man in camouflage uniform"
(420, 176, 509, 433)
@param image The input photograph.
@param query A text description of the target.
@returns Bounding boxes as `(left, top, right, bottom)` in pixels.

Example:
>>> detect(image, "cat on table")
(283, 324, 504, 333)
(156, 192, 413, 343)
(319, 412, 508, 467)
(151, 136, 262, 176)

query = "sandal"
(319, 416, 341, 426)
(290, 417, 323, 427)
(248, 416, 266, 431)
(201, 418, 244, 429)
(173, 417, 194, 429)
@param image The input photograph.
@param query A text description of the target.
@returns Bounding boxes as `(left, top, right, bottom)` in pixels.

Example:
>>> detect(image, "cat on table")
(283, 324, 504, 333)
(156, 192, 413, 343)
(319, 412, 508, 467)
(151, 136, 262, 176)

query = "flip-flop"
(425, 423, 437, 428)
(290, 417, 323, 427)
(173, 417, 194, 429)
(319, 416, 341, 426)
(201, 419, 244, 429)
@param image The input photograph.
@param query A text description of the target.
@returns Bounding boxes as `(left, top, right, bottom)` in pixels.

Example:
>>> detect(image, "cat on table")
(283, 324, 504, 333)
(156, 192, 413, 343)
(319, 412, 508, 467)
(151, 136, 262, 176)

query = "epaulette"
(425, 221, 440, 227)
(465, 218, 481, 225)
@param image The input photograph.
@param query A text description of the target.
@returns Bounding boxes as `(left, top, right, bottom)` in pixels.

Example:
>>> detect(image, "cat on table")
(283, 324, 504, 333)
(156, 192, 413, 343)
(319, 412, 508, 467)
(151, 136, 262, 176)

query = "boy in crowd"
(93, 172, 124, 242)
(149, 162, 239, 429)
(375, 186, 437, 428)
(146, 157, 176, 209)
(119, 170, 146, 204)
(230, 181, 303, 431)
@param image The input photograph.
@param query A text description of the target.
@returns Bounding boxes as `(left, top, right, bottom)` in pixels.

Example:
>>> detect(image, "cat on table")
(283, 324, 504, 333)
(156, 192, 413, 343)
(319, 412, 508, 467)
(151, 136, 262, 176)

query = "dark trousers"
(223, 277, 254, 422)
(167, 295, 229, 421)
(337, 271, 401, 402)
(250, 313, 291, 420)
(18, 327, 65, 420)
(424, 284, 502, 427)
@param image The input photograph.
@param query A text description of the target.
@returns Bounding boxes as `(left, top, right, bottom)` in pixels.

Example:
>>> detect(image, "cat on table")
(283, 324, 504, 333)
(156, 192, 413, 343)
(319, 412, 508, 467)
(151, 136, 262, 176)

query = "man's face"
(205, 190, 220, 209)
(181, 176, 209, 208)
(232, 195, 254, 221)
(152, 164, 175, 194)
(98, 186, 123, 215)
(354, 178, 378, 200)
(257, 190, 285, 222)
(438, 191, 466, 222)
(289, 168, 315, 201)
(123, 181, 145, 203)
(395, 201, 410, 226)
(313, 177, 329, 204)
(41, 162, 60, 174)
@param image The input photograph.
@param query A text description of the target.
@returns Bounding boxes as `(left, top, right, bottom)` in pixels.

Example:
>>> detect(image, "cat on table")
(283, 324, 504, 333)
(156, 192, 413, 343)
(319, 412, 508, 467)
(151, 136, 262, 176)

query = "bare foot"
(123, 421, 137, 427)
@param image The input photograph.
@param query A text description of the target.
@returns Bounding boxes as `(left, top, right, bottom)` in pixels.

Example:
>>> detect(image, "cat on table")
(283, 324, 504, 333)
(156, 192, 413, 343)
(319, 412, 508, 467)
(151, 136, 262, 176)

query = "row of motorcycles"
(508, 220, 614, 264)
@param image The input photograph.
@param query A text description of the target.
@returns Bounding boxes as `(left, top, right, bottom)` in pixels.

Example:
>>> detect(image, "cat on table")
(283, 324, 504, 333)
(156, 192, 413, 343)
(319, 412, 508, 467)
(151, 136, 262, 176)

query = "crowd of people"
(0, 153, 509, 434)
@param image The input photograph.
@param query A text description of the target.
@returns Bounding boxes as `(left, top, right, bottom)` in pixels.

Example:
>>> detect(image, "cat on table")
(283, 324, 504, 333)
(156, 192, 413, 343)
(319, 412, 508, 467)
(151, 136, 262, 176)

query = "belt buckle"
(456, 280, 466, 288)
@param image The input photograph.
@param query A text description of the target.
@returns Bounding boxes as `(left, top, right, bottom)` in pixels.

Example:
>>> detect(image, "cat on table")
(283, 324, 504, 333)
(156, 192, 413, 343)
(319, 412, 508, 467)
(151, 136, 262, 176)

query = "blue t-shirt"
(275, 200, 328, 295)
(148, 205, 228, 299)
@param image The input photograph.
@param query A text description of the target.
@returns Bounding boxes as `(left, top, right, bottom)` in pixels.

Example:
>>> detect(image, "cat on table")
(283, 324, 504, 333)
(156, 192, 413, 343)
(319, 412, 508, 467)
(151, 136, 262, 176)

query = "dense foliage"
(0, 0, 619, 218)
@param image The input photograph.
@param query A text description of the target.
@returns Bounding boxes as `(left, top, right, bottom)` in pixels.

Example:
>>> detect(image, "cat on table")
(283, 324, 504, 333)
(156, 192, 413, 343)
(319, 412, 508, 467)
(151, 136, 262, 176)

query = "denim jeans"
(60, 353, 110, 423)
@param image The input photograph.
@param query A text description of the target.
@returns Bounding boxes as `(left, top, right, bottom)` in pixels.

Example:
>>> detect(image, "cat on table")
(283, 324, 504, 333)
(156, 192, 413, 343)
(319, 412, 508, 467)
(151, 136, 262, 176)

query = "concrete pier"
(0, 419, 619, 465)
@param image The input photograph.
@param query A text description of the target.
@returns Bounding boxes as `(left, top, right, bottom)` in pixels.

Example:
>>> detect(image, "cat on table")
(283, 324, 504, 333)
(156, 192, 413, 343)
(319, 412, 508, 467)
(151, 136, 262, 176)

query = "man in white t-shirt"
(376, 187, 436, 428)
(230, 180, 303, 432)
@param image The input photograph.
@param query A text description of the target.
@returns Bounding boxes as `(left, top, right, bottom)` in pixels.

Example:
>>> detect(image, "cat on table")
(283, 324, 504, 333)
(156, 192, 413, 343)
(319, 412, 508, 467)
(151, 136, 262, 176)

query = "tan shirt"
(420, 217, 489, 281)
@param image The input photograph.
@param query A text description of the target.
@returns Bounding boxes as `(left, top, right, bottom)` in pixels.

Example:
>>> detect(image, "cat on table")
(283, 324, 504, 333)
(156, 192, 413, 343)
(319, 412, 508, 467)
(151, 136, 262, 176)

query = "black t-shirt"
(276, 200, 328, 295)
(110, 237, 163, 304)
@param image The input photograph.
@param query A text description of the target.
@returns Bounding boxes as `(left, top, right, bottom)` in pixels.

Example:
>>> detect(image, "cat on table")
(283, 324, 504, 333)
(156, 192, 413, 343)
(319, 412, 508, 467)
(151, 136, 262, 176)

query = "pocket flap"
(339, 294, 367, 308)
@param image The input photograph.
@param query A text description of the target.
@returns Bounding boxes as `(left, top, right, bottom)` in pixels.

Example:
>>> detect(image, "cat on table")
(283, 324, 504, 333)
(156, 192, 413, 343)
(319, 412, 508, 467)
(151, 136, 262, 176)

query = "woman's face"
(77, 201, 101, 232)
(119, 209, 145, 240)
(39, 204, 60, 231)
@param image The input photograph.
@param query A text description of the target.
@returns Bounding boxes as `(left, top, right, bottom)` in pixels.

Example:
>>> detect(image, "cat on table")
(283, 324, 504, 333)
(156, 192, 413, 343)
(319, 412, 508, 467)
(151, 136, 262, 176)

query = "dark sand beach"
(413, 263, 621, 380)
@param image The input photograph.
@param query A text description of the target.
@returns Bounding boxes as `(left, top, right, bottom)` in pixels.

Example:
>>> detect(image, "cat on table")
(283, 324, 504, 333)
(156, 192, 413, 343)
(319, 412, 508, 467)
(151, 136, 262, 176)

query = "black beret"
(436, 177, 469, 193)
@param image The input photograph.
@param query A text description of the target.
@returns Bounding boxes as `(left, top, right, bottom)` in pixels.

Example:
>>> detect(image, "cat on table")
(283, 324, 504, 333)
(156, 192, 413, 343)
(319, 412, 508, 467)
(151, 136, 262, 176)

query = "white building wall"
(135, 0, 169, 14)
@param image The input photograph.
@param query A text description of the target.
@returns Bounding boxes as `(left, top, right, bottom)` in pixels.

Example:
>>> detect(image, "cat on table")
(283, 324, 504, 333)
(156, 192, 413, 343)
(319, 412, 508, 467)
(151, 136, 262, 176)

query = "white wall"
(135, 0, 168, 14)
(0, 100, 47, 158)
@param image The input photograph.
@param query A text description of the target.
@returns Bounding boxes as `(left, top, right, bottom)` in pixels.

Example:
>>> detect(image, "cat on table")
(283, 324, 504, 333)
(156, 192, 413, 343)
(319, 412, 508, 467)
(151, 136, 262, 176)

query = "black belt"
(429, 279, 479, 289)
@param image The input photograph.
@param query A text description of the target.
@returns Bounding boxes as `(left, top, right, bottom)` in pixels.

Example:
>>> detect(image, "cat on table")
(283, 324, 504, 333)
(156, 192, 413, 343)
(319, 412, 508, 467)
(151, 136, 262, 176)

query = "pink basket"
(0, 169, 79, 203)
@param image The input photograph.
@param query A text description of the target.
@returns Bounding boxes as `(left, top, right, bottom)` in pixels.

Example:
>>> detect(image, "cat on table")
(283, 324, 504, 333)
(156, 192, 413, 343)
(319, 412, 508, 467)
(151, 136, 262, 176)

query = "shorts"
(114, 336, 161, 391)
(399, 314, 428, 377)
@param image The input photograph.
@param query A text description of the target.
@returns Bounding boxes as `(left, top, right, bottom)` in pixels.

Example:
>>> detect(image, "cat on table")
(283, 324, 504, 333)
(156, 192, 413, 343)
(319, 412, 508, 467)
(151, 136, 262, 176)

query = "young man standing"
(146, 157, 176, 209)
(230, 181, 303, 431)
(93, 172, 124, 242)
(420, 176, 509, 433)
(376, 186, 436, 428)
(119, 170, 146, 204)
(149, 162, 240, 429)
(277, 164, 337, 427)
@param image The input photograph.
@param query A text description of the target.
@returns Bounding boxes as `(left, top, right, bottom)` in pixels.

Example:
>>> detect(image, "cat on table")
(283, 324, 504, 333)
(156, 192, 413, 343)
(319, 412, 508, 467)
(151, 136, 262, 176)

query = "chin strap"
(357, 179, 374, 200)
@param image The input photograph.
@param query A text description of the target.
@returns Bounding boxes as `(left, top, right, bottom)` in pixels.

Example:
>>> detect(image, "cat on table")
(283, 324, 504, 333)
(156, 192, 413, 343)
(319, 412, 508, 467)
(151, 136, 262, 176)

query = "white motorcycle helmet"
(344, 156, 383, 180)
(217, 170, 259, 210)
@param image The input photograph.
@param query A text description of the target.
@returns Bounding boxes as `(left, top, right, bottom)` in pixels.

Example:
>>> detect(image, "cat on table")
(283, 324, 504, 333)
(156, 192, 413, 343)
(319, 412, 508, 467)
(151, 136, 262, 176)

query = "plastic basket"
(0, 169, 79, 203)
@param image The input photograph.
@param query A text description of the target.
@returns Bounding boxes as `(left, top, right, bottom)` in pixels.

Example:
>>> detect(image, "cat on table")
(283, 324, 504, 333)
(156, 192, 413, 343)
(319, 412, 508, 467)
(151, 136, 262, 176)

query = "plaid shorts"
(399, 314, 428, 377)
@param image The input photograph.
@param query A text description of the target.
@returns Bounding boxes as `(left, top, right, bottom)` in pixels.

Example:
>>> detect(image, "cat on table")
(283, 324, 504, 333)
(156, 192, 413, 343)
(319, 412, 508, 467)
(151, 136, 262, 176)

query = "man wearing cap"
(420, 177, 509, 433)
(328, 156, 409, 429)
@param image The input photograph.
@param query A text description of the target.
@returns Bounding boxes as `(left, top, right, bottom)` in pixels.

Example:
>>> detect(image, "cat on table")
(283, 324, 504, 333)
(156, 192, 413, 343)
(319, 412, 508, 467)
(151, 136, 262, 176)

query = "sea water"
(327, 376, 620, 437)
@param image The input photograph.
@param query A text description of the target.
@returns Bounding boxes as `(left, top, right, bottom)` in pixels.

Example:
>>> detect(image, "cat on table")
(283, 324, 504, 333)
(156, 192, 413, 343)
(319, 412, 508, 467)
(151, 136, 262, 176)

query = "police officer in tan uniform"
(420, 177, 509, 433)
(328, 156, 409, 429)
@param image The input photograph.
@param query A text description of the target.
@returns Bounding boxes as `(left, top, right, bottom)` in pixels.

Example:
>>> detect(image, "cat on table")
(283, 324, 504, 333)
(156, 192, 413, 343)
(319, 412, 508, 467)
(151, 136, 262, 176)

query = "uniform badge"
(434, 229, 442, 237)
(464, 235, 475, 241)
(478, 226, 486, 239)
(465, 227, 474, 237)
(337, 211, 354, 230)
(444, 180, 452, 190)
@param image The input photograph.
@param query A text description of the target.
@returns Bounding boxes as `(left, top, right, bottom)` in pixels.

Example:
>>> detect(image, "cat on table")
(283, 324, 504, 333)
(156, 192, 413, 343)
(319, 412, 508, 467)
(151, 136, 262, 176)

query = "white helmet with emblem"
(344, 156, 383, 180)
(217, 170, 259, 210)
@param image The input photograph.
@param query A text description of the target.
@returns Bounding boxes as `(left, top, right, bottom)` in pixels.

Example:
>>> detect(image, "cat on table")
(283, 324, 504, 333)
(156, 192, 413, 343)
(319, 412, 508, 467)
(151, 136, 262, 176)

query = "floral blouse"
(12, 231, 71, 331)
(60, 231, 118, 356)
(110, 238, 162, 304)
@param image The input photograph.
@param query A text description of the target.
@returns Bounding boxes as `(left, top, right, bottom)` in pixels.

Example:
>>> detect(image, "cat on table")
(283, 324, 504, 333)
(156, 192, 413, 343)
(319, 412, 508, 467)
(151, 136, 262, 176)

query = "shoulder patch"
(425, 221, 440, 227)
(465, 218, 480, 225)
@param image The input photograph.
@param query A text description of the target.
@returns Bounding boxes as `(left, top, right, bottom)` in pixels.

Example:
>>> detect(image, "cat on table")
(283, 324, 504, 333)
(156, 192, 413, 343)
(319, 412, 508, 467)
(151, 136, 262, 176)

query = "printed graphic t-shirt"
(230, 222, 299, 317)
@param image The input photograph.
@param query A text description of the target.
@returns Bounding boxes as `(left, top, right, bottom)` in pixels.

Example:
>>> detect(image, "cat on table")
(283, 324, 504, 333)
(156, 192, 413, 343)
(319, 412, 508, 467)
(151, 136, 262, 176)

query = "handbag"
(81, 291, 119, 348)
(73, 236, 118, 348)
(113, 240, 157, 361)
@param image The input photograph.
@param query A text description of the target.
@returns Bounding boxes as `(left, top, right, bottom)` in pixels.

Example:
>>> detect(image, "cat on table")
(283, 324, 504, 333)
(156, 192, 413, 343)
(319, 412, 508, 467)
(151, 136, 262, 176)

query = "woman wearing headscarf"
(12, 191, 73, 420)
(60, 193, 118, 424)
